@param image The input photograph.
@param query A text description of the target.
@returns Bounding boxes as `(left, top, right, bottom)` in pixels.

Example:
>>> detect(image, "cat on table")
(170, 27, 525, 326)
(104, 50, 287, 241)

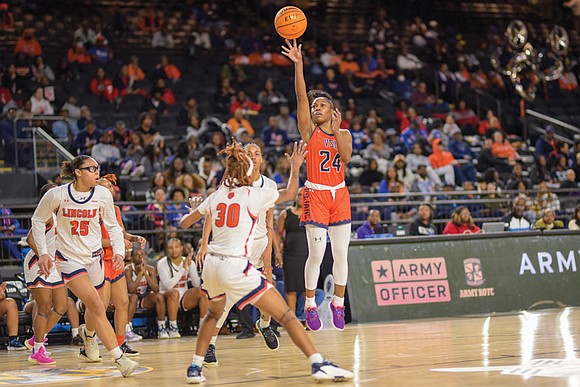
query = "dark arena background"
(0, 0, 579, 385)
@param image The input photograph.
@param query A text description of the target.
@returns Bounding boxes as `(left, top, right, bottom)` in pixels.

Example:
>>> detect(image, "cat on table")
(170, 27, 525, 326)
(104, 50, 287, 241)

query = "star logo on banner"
(376, 265, 388, 278)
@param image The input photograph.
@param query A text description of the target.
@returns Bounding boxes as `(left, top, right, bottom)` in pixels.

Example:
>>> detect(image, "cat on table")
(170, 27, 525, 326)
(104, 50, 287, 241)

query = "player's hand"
(186, 197, 203, 214)
(285, 140, 308, 170)
(330, 108, 342, 134)
(124, 238, 133, 250)
(281, 39, 302, 63)
(184, 249, 194, 269)
(261, 254, 272, 276)
(38, 254, 54, 278)
(112, 254, 124, 271)
(135, 235, 147, 249)
(275, 251, 283, 268)
(195, 243, 208, 270)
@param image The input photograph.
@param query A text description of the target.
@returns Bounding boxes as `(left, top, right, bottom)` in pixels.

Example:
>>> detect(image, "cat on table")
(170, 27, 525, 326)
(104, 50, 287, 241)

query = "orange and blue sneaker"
(329, 302, 346, 331)
(305, 306, 323, 331)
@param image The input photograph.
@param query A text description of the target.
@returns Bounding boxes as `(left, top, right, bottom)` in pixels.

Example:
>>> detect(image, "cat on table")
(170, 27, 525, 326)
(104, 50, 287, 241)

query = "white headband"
(311, 96, 335, 109)
(246, 157, 254, 177)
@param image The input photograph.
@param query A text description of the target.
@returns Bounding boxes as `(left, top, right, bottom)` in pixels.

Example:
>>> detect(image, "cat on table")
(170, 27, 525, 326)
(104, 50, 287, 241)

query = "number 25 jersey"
(306, 127, 346, 187)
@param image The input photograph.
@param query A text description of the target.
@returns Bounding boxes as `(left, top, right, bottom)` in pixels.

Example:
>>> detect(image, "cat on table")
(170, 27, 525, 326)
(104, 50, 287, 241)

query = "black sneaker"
(120, 342, 140, 357)
(71, 334, 84, 346)
(203, 344, 218, 367)
(255, 321, 279, 351)
(235, 331, 255, 339)
(272, 326, 281, 338)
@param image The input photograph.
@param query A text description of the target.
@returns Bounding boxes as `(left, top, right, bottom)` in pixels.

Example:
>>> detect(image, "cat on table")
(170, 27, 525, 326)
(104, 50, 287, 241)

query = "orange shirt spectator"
(428, 138, 456, 168)
(227, 109, 255, 136)
(139, 7, 163, 33)
(491, 131, 517, 160)
(128, 55, 146, 81)
(15, 29, 42, 57)
(339, 53, 360, 75)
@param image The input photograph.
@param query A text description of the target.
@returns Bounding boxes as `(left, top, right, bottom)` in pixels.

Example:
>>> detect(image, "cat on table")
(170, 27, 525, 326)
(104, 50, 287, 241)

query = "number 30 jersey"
(306, 127, 346, 187)
(31, 183, 125, 265)
(197, 185, 278, 258)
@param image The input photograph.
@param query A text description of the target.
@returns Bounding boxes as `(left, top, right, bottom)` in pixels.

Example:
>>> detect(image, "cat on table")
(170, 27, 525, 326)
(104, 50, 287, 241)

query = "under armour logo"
(314, 237, 323, 242)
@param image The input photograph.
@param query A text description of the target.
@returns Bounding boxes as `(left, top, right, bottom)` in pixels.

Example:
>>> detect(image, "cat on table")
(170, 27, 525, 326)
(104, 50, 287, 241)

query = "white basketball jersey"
(129, 263, 149, 296)
(157, 256, 200, 294)
(31, 183, 125, 265)
(198, 185, 279, 258)
(252, 175, 277, 240)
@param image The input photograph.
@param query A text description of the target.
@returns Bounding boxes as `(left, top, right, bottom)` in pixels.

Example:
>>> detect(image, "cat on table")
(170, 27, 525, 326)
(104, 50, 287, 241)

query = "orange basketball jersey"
(306, 127, 345, 187)
(101, 205, 123, 261)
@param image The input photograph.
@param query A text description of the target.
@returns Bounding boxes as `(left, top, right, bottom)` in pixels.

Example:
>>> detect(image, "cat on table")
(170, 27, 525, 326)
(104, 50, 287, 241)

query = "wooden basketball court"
(1, 307, 580, 386)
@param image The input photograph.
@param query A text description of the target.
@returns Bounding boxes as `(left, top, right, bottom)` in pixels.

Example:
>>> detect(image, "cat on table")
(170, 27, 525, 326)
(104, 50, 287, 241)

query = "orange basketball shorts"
(300, 186, 351, 228)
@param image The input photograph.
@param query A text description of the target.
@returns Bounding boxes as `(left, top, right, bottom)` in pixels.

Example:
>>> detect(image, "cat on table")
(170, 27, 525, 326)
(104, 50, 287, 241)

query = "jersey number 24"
(319, 150, 342, 173)
(215, 203, 240, 227)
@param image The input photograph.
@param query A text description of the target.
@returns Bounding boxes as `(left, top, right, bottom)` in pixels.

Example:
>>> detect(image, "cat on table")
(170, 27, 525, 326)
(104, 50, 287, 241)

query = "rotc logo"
(464, 258, 484, 286)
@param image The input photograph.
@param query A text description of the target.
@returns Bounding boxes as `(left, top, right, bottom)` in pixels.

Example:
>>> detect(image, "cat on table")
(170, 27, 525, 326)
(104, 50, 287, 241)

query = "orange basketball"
(274, 6, 307, 40)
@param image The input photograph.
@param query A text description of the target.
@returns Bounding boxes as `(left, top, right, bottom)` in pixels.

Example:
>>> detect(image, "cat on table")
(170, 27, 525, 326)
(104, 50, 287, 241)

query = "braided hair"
(218, 139, 253, 188)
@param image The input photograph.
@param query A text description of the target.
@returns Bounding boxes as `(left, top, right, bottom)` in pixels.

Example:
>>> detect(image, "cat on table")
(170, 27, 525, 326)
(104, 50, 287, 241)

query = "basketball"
(274, 6, 307, 40)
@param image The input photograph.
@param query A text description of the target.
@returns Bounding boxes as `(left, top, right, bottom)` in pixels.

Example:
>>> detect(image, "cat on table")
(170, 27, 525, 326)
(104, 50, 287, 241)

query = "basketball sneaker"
(78, 324, 100, 362)
(256, 320, 279, 351)
(186, 363, 206, 384)
(168, 326, 181, 339)
(158, 327, 170, 339)
(115, 354, 139, 377)
(78, 347, 102, 362)
(125, 329, 143, 342)
(28, 346, 56, 365)
(329, 302, 346, 331)
(25, 335, 48, 350)
(311, 359, 354, 382)
(203, 344, 218, 367)
(71, 334, 84, 346)
(305, 306, 323, 331)
(121, 342, 140, 357)
(7, 338, 26, 351)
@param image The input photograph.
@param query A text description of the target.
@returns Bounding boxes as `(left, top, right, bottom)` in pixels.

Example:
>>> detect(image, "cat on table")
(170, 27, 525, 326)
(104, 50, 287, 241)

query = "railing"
(524, 109, 580, 144)
(1, 189, 578, 265)
(31, 127, 74, 192)
(13, 116, 71, 170)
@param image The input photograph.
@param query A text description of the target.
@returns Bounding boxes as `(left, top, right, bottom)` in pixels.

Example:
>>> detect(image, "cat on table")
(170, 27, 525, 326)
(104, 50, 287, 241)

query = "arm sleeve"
(157, 258, 185, 291)
(248, 188, 278, 215)
(31, 188, 59, 256)
(100, 188, 125, 258)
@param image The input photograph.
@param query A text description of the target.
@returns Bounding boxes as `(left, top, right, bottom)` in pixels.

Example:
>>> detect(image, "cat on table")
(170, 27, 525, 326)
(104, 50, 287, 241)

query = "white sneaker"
(168, 327, 181, 339)
(78, 324, 100, 362)
(158, 327, 170, 339)
(115, 354, 139, 377)
(130, 165, 145, 177)
(311, 359, 354, 382)
(121, 160, 134, 175)
(125, 329, 143, 342)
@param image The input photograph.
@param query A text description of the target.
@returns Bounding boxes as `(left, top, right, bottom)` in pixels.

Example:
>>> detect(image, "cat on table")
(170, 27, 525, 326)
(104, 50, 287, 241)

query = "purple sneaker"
(329, 302, 345, 331)
(305, 306, 323, 331)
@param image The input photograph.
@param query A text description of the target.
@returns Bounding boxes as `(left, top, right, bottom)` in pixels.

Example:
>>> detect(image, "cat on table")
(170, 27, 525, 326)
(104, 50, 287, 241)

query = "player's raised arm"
(282, 39, 314, 141)
(276, 141, 307, 204)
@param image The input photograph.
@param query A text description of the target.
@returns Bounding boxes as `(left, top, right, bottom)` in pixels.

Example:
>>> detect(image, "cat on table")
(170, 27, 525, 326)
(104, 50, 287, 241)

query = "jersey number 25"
(215, 203, 240, 227)
(319, 150, 342, 173)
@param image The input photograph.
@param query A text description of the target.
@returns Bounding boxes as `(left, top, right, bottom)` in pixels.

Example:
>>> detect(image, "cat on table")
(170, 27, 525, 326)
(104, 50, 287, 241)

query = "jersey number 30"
(215, 203, 240, 227)
(319, 150, 342, 173)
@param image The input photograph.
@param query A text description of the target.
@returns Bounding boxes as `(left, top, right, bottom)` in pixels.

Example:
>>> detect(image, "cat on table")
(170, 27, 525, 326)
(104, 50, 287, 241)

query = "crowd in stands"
(0, 1, 579, 240)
